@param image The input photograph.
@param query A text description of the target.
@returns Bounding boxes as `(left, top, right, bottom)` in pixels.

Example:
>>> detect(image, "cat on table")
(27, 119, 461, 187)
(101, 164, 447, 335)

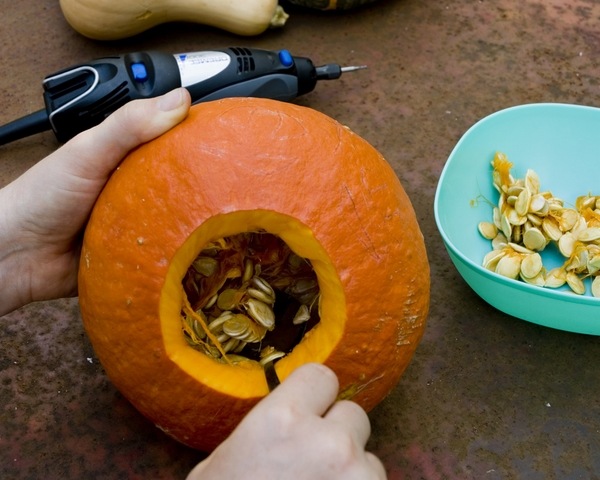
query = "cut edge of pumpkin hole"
(160, 209, 346, 398)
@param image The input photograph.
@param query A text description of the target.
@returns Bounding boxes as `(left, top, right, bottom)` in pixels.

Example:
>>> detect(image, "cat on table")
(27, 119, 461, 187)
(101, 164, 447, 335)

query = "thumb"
(50, 87, 191, 182)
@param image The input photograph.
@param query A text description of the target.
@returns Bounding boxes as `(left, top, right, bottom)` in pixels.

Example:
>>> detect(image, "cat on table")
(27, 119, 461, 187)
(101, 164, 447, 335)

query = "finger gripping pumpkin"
(78, 97, 430, 452)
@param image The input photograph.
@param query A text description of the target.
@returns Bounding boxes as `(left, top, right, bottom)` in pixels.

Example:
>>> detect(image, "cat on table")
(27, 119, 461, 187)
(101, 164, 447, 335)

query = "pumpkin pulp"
(181, 232, 320, 366)
(159, 210, 346, 398)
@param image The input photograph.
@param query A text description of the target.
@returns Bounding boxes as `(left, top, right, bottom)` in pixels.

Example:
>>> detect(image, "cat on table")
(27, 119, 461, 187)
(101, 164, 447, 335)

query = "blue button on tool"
(131, 62, 148, 82)
(278, 50, 294, 68)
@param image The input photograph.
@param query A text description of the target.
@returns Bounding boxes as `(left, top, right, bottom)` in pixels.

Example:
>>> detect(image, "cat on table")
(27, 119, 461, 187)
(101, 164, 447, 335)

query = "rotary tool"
(0, 47, 366, 145)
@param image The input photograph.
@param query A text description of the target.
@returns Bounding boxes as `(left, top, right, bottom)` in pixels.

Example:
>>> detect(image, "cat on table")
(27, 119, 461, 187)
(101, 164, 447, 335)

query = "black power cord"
(0, 109, 50, 146)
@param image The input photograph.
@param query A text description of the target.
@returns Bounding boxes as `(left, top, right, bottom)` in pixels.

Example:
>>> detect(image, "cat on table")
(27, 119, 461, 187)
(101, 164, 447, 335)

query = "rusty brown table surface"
(2, 1, 600, 478)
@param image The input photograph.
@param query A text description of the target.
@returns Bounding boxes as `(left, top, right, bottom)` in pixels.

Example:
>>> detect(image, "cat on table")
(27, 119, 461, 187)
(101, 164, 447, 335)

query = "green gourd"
(286, 0, 379, 10)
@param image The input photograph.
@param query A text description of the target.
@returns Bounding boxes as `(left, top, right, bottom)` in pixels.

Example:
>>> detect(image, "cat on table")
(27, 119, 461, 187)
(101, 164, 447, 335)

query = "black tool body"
(43, 51, 180, 142)
(0, 47, 364, 145)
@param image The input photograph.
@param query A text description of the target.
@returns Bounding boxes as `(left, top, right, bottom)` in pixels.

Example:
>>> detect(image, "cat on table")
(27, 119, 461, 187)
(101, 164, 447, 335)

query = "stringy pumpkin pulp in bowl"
(78, 97, 430, 451)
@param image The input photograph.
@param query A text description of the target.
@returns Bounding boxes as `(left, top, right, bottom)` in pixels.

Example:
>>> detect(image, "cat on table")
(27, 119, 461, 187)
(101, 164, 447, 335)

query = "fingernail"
(158, 88, 185, 111)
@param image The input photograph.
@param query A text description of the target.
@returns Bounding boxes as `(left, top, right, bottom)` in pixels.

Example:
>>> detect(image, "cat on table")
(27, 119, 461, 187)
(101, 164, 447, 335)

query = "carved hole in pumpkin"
(180, 231, 320, 368)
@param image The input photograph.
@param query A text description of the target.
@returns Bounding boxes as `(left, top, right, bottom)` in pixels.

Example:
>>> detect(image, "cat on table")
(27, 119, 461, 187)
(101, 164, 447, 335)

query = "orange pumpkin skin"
(78, 97, 430, 451)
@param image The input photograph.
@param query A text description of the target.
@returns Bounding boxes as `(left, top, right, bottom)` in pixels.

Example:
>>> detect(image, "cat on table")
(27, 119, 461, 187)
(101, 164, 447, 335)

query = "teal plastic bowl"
(434, 103, 600, 335)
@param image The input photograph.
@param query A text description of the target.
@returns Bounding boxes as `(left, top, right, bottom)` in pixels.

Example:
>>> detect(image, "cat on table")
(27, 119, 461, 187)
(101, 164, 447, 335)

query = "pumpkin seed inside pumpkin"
(181, 231, 320, 366)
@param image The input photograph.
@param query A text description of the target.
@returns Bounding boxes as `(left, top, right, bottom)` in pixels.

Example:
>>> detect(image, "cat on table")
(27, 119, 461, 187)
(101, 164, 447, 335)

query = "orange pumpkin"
(78, 97, 429, 452)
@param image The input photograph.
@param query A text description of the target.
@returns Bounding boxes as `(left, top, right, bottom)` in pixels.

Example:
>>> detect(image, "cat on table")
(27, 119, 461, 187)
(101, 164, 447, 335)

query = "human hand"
(187, 363, 387, 480)
(0, 88, 191, 316)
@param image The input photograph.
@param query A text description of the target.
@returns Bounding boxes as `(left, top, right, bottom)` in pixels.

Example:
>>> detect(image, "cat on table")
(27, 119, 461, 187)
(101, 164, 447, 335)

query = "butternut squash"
(59, 0, 289, 40)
